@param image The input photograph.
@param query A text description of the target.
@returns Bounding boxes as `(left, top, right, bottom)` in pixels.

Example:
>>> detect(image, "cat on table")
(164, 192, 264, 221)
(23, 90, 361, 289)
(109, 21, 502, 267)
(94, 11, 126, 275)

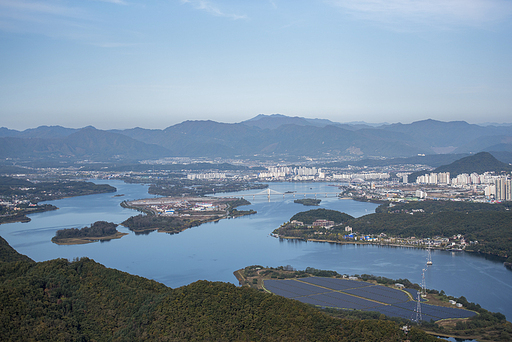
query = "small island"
(51, 221, 127, 245)
(294, 198, 321, 206)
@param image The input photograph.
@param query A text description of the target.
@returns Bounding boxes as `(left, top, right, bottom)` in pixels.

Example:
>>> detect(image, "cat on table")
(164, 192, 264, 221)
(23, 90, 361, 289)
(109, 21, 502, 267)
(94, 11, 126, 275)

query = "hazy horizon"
(1, 1, 511, 130)
(2, 115, 512, 132)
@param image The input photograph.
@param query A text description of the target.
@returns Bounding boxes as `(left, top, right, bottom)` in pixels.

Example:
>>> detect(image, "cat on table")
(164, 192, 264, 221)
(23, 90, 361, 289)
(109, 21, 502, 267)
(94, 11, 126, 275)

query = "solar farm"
(263, 277, 476, 321)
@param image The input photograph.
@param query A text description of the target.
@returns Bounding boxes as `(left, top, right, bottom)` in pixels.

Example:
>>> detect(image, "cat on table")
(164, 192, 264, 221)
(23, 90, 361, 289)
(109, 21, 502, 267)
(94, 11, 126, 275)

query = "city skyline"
(1, 0, 512, 130)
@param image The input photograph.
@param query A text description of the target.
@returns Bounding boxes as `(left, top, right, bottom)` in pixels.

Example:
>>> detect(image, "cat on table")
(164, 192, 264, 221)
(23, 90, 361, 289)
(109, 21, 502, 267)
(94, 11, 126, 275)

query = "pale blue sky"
(1, 0, 511, 129)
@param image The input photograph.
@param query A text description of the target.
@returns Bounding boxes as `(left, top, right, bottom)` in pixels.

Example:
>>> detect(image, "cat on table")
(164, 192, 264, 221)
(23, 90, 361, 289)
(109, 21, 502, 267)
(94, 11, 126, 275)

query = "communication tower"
(414, 291, 422, 323)
(427, 242, 433, 265)
(421, 268, 427, 297)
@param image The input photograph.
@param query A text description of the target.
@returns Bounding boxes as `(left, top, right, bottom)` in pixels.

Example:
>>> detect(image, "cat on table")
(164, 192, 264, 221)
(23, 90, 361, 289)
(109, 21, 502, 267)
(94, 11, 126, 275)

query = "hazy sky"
(1, 0, 512, 130)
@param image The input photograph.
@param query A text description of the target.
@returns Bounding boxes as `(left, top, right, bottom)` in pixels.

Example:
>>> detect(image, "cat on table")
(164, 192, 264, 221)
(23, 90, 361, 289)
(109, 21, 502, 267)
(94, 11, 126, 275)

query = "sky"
(1, 0, 512, 130)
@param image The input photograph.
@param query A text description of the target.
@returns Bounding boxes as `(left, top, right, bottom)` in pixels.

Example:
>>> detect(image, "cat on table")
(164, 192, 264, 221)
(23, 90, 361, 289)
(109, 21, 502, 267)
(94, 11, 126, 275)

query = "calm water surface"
(1, 180, 511, 321)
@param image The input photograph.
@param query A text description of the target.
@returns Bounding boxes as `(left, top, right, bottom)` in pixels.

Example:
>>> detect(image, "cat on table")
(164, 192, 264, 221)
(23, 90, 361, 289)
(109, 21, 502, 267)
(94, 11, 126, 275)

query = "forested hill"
(290, 208, 354, 224)
(0, 236, 33, 263)
(0, 237, 439, 341)
(409, 152, 512, 181)
(433, 152, 512, 175)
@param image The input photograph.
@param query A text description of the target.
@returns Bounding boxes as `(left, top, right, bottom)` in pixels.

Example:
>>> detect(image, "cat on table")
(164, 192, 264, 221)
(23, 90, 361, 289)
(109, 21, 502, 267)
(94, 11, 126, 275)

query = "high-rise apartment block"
(494, 177, 512, 201)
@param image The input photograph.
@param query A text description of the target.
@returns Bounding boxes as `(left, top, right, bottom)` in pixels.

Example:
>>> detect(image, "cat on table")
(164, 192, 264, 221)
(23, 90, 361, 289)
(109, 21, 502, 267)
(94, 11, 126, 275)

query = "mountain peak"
(434, 151, 512, 175)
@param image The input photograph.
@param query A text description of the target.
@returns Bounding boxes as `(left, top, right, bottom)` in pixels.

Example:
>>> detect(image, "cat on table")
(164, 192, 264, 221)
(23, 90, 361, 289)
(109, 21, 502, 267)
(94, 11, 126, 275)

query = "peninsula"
(0, 177, 116, 225)
(121, 197, 255, 234)
(235, 265, 511, 342)
(273, 202, 512, 267)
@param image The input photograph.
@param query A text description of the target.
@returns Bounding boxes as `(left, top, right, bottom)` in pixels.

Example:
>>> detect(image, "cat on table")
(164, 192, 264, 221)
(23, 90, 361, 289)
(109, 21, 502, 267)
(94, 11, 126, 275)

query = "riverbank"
(272, 234, 511, 269)
(0, 204, 58, 225)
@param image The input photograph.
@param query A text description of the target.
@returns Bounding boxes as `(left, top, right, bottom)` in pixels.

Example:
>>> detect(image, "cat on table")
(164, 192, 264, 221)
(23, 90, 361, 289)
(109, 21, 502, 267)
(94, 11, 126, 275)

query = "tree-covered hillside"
(0, 236, 439, 341)
(0, 236, 33, 264)
(433, 152, 512, 175)
(290, 208, 354, 224)
(277, 201, 512, 262)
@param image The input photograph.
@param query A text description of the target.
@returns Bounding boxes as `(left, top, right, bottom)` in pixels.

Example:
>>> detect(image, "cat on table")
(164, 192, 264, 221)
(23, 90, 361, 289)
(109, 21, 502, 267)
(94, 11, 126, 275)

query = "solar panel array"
(394, 302, 477, 320)
(344, 285, 410, 304)
(263, 277, 476, 322)
(300, 292, 382, 310)
(300, 277, 370, 291)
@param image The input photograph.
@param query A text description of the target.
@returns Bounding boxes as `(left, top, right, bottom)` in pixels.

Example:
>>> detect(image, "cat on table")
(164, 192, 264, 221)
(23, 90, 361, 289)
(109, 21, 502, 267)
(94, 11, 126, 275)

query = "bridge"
(237, 188, 341, 201)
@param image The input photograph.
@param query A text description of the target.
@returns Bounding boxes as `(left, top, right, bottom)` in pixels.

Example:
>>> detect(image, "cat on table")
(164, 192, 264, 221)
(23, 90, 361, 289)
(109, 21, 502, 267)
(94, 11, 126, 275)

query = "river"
(0, 180, 511, 324)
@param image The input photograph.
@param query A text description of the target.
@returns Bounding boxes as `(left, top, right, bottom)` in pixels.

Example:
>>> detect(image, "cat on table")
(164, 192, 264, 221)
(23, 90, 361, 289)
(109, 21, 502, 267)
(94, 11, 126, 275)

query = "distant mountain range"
(1, 116, 512, 162)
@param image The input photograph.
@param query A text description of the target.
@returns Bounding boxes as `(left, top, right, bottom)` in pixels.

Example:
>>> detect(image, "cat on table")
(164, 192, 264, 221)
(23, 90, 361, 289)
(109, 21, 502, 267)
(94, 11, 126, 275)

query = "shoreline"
(273, 235, 509, 263)
(0, 205, 59, 225)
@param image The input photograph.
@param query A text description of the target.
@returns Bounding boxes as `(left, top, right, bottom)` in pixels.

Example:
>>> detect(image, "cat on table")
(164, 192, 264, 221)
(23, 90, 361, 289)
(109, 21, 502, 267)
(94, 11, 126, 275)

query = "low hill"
(290, 208, 354, 224)
(433, 152, 512, 175)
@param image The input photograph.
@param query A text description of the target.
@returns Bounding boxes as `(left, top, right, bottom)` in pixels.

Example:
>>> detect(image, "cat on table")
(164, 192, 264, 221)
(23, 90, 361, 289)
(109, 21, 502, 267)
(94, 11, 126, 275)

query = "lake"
(1, 180, 511, 322)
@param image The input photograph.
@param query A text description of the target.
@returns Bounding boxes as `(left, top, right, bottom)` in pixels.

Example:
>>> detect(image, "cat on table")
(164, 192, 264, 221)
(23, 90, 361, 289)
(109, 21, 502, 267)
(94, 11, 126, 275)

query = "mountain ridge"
(1, 116, 512, 161)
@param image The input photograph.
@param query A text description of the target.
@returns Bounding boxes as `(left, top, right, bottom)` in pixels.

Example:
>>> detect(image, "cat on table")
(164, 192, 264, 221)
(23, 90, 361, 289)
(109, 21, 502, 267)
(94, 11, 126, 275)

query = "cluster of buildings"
(411, 172, 512, 201)
(413, 171, 499, 186)
(258, 166, 391, 182)
(258, 166, 325, 180)
(0, 199, 31, 208)
(187, 172, 226, 180)
(332, 172, 390, 182)
(379, 234, 473, 250)
(129, 198, 227, 217)
(290, 219, 335, 228)
(413, 172, 451, 185)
